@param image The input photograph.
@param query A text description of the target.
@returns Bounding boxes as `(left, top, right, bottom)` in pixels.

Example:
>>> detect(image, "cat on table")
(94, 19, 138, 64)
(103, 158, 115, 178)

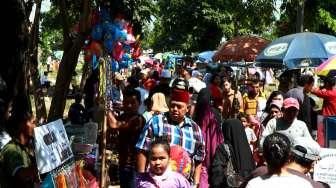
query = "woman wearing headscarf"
(193, 88, 224, 188)
(210, 119, 255, 188)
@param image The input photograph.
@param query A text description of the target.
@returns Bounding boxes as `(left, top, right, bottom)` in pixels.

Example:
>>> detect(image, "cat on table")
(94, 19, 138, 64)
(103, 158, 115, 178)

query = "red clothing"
(312, 88, 336, 116)
(209, 84, 222, 107)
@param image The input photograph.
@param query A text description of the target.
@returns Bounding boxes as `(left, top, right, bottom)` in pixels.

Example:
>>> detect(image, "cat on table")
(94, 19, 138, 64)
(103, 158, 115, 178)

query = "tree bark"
(1, 0, 30, 115)
(28, 0, 47, 122)
(47, 0, 91, 121)
(296, 0, 305, 32)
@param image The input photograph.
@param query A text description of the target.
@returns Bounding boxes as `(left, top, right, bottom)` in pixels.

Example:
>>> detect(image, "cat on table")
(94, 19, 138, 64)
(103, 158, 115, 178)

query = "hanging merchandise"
(92, 55, 99, 70)
(41, 173, 56, 188)
(111, 59, 119, 72)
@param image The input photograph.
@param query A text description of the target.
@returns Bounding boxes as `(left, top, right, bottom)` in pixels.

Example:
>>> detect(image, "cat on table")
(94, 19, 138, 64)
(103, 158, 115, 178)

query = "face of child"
(123, 96, 140, 113)
(150, 145, 170, 176)
(240, 117, 249, 127)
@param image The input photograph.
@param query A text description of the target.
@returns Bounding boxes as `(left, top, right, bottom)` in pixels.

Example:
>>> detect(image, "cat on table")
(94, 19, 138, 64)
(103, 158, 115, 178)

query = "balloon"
(84, 50, 92, 62)
(132, 42, 141, 59)
(111, 59, 119, 72)
(91, 24, 103, 40)
(112, 42, 124, 61)
(90, 41, 103, 56)
(119, 61, 128, 69)
(123, 44, 131, 53)
(125, 34, 136, 44)
(103, 34, 113, 53)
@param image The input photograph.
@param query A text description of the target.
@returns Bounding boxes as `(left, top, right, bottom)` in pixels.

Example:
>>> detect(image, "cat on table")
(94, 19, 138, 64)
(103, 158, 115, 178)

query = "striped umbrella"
(316, 55, 336, 76)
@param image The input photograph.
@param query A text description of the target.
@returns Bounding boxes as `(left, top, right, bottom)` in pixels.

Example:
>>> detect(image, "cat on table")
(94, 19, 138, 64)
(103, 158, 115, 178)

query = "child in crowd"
(136, 137, 191, 188)
(239, 113, 257, 152)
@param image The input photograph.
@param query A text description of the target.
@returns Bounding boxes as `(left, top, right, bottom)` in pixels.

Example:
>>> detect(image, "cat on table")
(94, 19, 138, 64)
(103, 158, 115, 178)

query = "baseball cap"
(270, 100, 283, 110)
(291, 137, 321, 161)
(160, 69, 171, 79)
(283, 97, 300, 110)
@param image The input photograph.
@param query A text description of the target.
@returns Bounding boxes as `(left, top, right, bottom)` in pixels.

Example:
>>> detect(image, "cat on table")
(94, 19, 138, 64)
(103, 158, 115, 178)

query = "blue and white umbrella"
(256, 32, 336, 69)
(197, 51, 216, 63)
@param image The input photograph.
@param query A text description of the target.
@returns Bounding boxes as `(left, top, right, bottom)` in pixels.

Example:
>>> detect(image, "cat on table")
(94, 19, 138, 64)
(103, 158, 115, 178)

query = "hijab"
(222, 119, 255, 177)
(193, 88, 224, 168)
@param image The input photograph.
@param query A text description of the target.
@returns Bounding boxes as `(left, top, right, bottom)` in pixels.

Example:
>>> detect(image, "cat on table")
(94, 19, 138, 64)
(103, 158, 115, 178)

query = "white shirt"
(188, 77, 206, 93)
(0, 130, 11, 149)
(260, 118, 312, 148)
(246, 174, 313, 188)
(245, 127, 257, 144)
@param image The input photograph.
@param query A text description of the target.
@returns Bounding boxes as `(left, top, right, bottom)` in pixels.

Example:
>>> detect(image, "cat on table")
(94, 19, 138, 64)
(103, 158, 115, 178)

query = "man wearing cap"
(136, 87, 205, 187)
(260, 97, 313, 148)
(285, 137, 324, 188)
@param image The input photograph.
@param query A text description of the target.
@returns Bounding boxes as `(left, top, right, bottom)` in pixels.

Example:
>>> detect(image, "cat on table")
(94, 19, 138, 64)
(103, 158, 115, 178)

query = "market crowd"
(1, 57, 336, 188)
(101, 58, 335, 188)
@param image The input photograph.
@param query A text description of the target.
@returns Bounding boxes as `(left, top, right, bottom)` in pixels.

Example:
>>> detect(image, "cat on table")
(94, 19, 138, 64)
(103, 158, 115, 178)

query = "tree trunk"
(29, 0, 47, 122)
(47, 0, 91, 121)
(1, 0, 31, 115)
(296, 0, 305, 32)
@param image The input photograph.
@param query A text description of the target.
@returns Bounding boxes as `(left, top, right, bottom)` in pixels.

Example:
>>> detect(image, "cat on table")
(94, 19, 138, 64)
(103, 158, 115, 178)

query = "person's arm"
(311, 88, 336, 98)
(193, 162, 202, 187)
(259, 118, 276, 149)
(136, 150, 147, 173)
(106, 110, 118, 129)
(135, 118, 155, 173)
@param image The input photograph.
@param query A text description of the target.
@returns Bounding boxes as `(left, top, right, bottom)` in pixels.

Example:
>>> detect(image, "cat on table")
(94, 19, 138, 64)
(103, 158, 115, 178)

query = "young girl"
(239, 113, 257, 152)
(136, 137, 191, 188)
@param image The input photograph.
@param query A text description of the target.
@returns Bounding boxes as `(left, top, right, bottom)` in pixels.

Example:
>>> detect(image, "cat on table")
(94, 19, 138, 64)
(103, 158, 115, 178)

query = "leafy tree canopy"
(145, 0, 277, 53)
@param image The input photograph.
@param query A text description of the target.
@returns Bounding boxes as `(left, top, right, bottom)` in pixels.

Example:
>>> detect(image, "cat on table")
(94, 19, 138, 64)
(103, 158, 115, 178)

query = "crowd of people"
(1, 56, 336, 188)
(102, 58, 335, 187)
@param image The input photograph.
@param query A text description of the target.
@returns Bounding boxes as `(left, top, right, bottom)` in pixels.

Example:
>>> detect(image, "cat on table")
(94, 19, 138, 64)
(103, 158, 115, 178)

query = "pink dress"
(136, 169, 191, 188)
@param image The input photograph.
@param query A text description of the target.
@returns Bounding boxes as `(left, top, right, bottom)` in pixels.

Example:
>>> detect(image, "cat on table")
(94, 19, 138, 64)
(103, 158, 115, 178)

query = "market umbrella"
(256, 32, 336, 69)
(316, 55, 336, 76)
(197, 50, 216, 63)
(213, 36, 270, 62)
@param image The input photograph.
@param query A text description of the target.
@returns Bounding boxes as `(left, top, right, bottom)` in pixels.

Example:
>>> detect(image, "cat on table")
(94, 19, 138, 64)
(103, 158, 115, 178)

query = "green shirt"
(0, 140, 34, 188)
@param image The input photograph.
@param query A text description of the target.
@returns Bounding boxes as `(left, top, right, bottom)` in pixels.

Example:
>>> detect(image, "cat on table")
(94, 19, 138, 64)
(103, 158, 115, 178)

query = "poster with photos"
(34, 119, 73, 174)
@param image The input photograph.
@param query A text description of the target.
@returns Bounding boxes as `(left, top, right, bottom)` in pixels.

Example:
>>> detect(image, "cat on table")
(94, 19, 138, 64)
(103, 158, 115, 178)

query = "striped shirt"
(136, 114, 205, 162)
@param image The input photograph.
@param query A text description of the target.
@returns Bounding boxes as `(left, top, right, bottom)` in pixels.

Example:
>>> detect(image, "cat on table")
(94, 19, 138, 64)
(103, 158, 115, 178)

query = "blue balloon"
(123, 44, 131, 53)
(91, 24, 103, 40)
(103, 34, 113, 53)
(119, 61, 128, 69)
(111, 59, 119, 72)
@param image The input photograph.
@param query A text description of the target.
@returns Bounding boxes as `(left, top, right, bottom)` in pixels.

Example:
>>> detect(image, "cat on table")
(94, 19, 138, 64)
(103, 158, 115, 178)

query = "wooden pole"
(99, 58, 107, 188)
(100, 115, 107, 188)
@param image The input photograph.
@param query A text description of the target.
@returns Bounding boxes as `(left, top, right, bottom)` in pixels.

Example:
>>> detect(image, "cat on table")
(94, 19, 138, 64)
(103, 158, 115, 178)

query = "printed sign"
(264, 43, 288, 57)
(325, 42, 336, 55)
(314, 148, 336, 187)
(34, 119, 73, 174)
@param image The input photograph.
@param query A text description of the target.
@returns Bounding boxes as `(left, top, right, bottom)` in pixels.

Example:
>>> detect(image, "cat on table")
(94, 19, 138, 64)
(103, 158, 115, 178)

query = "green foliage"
(276, 0, 336, 36)
(145, 0, 277, 53)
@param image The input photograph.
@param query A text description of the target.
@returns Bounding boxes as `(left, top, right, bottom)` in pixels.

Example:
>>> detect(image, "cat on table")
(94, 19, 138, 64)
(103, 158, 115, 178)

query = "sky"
(29, 0, 51, 22)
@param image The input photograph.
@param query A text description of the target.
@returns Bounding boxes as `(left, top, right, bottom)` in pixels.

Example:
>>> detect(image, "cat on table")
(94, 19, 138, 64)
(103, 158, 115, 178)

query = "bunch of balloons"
(84, 6, 141, 72)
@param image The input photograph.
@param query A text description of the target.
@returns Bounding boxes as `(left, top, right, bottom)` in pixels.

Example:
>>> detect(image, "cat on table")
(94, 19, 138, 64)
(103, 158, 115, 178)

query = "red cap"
(171, 89, 190, 104)
(283, 97, 300, 110)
